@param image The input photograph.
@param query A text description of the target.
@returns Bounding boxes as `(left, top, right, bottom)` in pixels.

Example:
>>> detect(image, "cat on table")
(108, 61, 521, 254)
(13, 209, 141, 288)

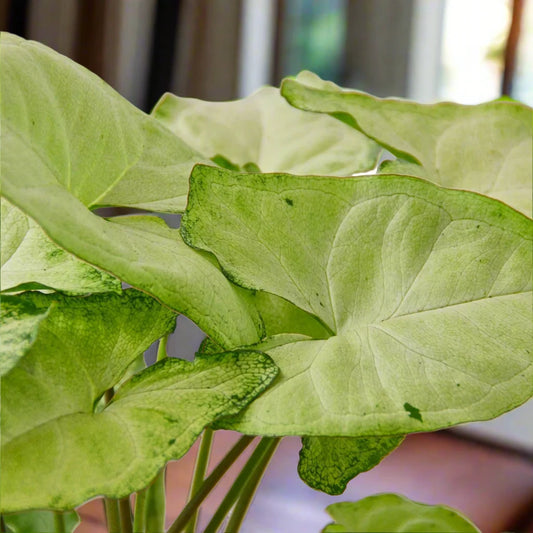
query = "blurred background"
(1, 0, 531, 111)
(1, 1, 532, 531)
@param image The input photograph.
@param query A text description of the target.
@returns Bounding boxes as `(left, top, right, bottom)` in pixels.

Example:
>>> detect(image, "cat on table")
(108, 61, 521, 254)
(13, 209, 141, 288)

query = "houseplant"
(1, 32, 531, 532)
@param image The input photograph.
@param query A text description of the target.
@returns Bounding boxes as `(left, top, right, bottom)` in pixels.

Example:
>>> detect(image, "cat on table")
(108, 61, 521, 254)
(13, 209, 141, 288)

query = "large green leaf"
(281, 71, 532, 216)
(2, 33, 262, 348)
(299, 436, 403, 495)
(0, 291, 278, 511)
(152, 86, 380, 175)
(3, 510, 79, 533)
(1, 198, 120, 294)
(322, 495, 480, 532)
(1, 32, 205, 214)
(183, 166, 533, 437)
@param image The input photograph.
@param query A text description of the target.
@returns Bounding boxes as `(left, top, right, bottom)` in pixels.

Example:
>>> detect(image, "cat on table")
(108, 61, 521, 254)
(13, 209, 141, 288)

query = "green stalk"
(104, 498, 121, 533)
(225, 438, 280, 532)
(133, 335, 169, 533)
(166, 436, 255, 533)
(133, 488, 147, 533)
(157, 335, 169, 362)
(144, 469, 166, 533)
(53, 511, 66, 533)
(184, 428, 214, 533)
(203, 437, 278, 533)
(118, 497, 133, 533)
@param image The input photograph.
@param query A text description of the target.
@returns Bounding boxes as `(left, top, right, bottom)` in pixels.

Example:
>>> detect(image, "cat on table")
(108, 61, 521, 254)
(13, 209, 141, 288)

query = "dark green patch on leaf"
(404, 402, 423, 422)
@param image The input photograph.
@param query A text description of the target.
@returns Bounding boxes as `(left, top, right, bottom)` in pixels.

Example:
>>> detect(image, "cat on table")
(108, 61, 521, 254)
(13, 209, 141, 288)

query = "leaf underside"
(299, 435, 404, 495)
(183, 166, 533, 437)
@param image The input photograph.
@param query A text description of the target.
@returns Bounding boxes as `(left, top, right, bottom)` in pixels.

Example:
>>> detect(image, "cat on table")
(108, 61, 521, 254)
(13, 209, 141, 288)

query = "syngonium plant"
(0, 33, 531, 533)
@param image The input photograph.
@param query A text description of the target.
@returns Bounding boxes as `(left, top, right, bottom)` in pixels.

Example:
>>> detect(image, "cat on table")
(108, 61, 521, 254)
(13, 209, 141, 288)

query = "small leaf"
(182, 166, 533, 437)
(281, 71, 532, 215)
(3, 510, 79, 533)
(0, 291, 278, 511)
(1, 198, 120, 295)
(299, 436, 403, 495)
(153, 86, 381, 175)
(322, 494, 480, 532)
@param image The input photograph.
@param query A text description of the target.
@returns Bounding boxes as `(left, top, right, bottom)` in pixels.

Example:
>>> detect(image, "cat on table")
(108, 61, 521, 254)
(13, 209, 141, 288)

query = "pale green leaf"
(183, 166, 533, 437)
(281, 71, 532, 215)
(322, 494, 480, 532)
(3, 510, 79, 533)
(1, 198, 121, 294)
(252, 291, 331, 339)
(0, 297, 51, 376)
(299, 435, 403, 495)
(153, 86, 381, 175)
(0, 291, 278, 511)
(0, 32, 205, 214)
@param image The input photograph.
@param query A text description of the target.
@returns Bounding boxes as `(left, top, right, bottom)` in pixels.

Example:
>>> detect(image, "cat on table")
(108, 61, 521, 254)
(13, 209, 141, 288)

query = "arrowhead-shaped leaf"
(281, 71, 532, 216)
(322, 495, 480, 532)
(183, 166, 533, 437)
(0, 291, 278, 511)
(299, 436, 403, 495)
(153, 86, 380, 175)
(2, 33, 262, 348)
(1, 32, 205, 213)
(1, 198, 120, 294)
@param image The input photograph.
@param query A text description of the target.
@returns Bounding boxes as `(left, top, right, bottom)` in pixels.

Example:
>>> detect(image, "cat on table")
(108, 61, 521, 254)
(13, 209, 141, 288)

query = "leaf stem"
(204, 437, 279, 533)
(53, 511, 66, 533)
(104, 498, 121, 533)
(224, 437, 280, 532)
(118, 497, 133, 533)
(166, 435, 255, 533)
(144, 468, 166, 533)
(157, 335, 169, 362)
(133, 488, 147, 533)
(185, 428, 214, 533)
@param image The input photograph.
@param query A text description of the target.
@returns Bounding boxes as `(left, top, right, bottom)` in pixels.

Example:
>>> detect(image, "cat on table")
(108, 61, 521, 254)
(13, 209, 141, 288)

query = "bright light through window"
(440, 0, 512, 103)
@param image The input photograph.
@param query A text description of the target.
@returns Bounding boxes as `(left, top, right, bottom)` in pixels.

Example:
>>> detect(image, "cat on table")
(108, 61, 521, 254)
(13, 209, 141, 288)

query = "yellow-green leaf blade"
(153, 86, 380, 176)
(323, 495, 480, 532)
(1, 198, 120, 295)
(281, 71, 532, 216)
(182, 167, 533, 437)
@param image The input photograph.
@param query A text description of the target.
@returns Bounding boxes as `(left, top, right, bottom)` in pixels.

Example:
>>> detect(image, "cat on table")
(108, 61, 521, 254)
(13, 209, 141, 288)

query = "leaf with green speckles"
(281, 71, 532, 216)
(3, 510, 79, 533)
(1, 198, 121, 295)
(152, 86, 381, 176)
(0, 290, 277, 512)
(182, 165, 533, 437)
(299, 436, 403, 495)
(0, 297, 52, 377)
(322, 494, 480, 532)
